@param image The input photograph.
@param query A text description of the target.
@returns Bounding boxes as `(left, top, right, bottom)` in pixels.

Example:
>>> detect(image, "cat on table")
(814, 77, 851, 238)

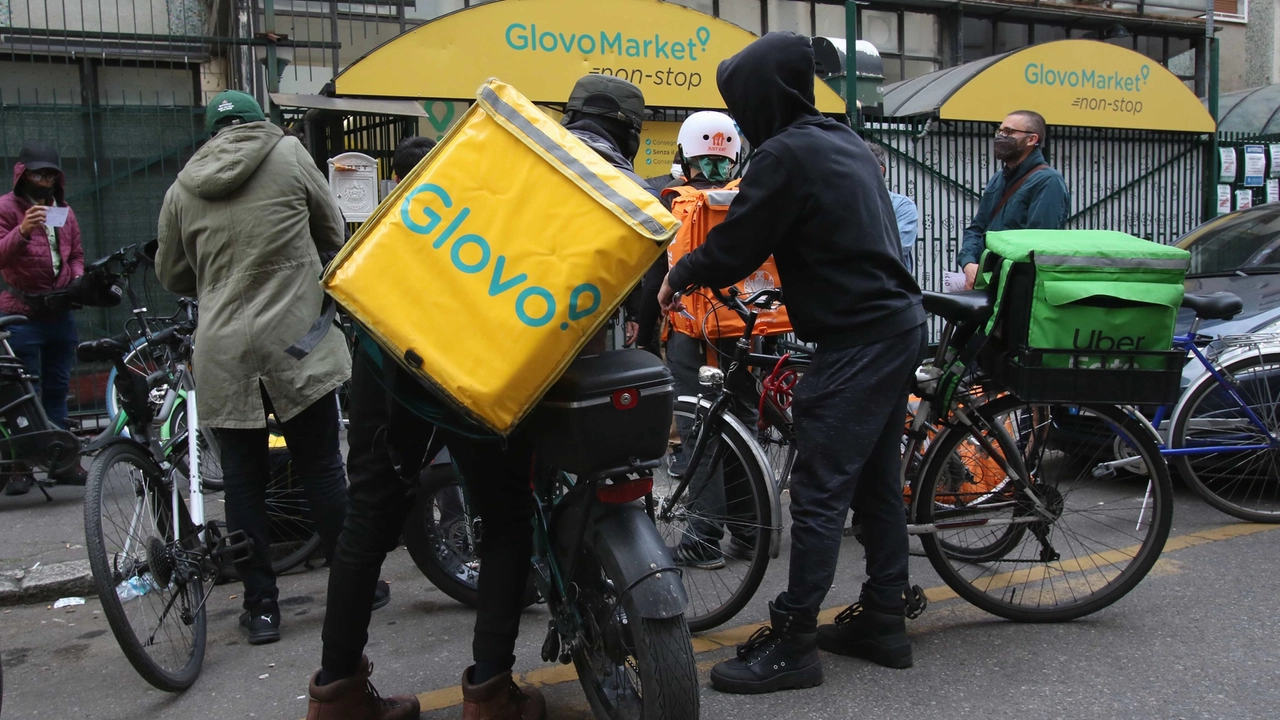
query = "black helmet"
(561, 75, 645, 132)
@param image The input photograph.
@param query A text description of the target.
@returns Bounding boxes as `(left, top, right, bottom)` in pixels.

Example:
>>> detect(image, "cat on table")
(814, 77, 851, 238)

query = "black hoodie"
(667, 33, 923, 348)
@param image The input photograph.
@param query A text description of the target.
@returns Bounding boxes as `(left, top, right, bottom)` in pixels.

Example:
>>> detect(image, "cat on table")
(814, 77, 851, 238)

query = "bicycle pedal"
(905, 584, 928, 620)
(541, 620, 560, 663)
(212, 529, 253, 558)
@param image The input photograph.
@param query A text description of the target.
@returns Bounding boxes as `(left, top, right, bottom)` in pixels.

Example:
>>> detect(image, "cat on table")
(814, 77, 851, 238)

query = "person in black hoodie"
(659, 32, 926, 695)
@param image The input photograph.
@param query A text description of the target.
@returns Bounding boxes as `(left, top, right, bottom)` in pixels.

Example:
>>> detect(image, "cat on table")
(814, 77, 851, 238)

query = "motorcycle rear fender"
(556, 499, 689, 620)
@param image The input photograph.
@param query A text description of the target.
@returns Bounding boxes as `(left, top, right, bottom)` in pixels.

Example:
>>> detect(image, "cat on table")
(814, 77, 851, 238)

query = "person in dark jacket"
(304, 76, 654, 720)
(959, 110, 1070, 289)
(0, 140, 87, 494)
(659, 32, 926, 695)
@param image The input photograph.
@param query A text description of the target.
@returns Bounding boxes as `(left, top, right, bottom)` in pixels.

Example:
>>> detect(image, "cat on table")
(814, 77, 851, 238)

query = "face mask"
(19, 179, 54, 202)
(993, 135, 1023, 162)
(697, 156, 732, 182)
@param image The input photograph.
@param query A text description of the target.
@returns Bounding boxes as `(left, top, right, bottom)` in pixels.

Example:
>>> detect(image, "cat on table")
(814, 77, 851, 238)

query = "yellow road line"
(402, 520, 1280, 713)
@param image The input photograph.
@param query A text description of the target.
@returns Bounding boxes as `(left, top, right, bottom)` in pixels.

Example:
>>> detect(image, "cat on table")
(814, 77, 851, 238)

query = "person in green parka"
(155, 91, 382, 647)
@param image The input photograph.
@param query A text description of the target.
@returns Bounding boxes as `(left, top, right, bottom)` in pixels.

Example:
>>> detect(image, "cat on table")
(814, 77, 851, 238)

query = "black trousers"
(217, 390, 349, 610)
(320, 350, 534, 679)
(774, 324, 924, 618)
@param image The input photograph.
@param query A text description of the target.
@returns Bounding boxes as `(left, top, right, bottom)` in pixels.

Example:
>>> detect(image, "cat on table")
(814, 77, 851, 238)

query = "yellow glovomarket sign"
(334, 0, 845, 113)
(324, 80, 678, 435)
(941, 40, 1214, 133)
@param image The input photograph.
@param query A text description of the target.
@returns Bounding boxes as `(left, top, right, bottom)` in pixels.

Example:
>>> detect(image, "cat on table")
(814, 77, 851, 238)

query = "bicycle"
(1126, 291, 1280, 522)
(651, 286, 1174, 627)
(80, 313, 250, 691)
(94, 243, 322, 575)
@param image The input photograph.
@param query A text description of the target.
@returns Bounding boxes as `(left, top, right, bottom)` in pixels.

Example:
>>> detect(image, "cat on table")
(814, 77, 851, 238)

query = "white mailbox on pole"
(327, 152, 380, 223)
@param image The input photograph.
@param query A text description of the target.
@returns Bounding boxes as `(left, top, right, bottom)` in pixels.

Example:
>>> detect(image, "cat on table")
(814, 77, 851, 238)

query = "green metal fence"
(864, 119, 1207, 337)
(0, 95, 206, 415)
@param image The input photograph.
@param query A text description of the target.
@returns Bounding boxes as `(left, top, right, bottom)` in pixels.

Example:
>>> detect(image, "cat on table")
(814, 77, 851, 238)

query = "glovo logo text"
(400, 183, 602, 331)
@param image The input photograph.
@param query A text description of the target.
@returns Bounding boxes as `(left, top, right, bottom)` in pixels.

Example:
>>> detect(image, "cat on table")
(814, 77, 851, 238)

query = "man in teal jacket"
(960, 110, 1070, 289)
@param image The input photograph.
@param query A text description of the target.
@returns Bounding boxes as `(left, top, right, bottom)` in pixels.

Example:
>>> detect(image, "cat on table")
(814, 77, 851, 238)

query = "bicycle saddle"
(1181, 292, 1243, 322)
(921, 290, 992, 326)
(76, 337, 130, 363)
(0, 315, 27, 330)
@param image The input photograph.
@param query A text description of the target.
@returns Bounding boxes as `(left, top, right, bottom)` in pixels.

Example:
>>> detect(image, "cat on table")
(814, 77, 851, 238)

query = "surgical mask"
(697, 156, 732, 182)
(993, 136, 1023, 162)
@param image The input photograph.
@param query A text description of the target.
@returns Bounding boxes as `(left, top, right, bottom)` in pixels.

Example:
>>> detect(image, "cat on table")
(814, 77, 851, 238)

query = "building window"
(767, 0, 813, 34)
(994, 22, 1029, 53)
(720, 0, 763, 35)
(814, 3, 845, 37)
(862, 10, 899, 53)
(962, 17, 993, 62)
(1213, 0, 1248, 22)
(668, 0, 715, 15)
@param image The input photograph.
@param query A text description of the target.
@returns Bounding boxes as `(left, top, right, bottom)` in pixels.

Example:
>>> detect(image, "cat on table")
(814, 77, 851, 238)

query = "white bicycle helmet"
(677, 111, 742, 161)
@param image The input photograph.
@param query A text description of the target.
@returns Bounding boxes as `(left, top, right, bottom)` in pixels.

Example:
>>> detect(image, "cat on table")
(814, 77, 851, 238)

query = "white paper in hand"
(43, 206, 69, 228)
(943, 271, 967, 294)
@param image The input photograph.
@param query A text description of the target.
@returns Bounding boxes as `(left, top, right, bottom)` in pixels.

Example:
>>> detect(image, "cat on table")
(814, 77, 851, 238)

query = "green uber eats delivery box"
(976, 229, 1191, 405)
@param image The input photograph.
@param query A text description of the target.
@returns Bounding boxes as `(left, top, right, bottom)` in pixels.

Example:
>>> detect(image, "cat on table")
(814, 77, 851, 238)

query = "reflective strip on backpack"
(1033, 254, 1190, 271)
(478, 85, 667, 237)
(706, 189, 738, 207)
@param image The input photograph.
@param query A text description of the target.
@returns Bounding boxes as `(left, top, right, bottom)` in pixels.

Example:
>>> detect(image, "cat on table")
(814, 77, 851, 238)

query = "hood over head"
(716, 32, 820, 148)
(178, 121, 284, 200)
(12, 139, 67, 203)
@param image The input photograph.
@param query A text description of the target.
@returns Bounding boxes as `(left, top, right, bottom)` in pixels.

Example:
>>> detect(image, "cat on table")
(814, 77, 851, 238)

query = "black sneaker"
(372, 580, 391, 611)
(3, 475, 33, 496)
(816, 601, 912, 669)
(710, 602, 823, 695)
(670, 543, 725, 570)
(239, 603, 281, 645)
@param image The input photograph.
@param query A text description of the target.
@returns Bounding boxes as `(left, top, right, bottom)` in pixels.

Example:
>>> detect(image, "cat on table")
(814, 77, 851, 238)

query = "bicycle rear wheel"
(1169, 349, 1280, 523)
(651, 398, 773, 632)
(918, 397, 1172, 622)
(402, 463, 539, 608)
(84, 443, 207, 691)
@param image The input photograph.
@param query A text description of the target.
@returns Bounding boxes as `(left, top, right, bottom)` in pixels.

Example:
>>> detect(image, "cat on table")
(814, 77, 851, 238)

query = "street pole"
(845, 1, 859, 129)
(263, 0, 283, 125)
(1205, 0, 1219, 220)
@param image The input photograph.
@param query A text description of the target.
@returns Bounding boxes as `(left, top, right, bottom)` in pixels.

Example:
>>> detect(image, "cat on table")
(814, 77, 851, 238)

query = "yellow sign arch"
(334, 0, 845, 112)
(940, 40, 1214, 133)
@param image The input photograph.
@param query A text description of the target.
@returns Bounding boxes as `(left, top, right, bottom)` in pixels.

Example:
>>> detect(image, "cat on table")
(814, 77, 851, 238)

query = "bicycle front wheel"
(918, 397, 1172, 622)
(652, 398, 774, 632)
(85, 443, 207, 691)
(1169, 349, 1280, 523)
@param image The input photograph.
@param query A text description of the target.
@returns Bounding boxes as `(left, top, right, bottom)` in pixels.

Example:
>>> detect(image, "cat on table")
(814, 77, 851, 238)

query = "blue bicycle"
(1131, 292, 1280, 522)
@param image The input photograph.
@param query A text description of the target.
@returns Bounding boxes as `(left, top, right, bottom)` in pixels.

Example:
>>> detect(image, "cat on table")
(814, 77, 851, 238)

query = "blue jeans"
(7, 312, 77, 429)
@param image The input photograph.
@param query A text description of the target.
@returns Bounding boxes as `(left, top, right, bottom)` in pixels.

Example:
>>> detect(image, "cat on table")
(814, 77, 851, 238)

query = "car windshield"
(1178, 206, 1280, 276)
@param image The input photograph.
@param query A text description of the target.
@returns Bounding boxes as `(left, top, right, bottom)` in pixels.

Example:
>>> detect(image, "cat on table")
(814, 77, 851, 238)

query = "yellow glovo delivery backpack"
(322, 80, 679, 435)
(664, 180, 791, 340)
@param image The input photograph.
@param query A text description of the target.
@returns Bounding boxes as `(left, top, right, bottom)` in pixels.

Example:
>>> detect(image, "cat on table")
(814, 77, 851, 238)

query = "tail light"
(596, 476, 654, 504)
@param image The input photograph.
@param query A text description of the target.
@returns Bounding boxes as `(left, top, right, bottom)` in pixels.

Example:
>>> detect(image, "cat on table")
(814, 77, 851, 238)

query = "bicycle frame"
(1145, 331, 1280, 456)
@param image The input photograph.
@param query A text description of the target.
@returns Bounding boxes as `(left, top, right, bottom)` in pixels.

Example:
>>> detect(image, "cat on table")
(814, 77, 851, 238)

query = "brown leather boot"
(461, 666, 547, 720)
(306, 655, 420, 720)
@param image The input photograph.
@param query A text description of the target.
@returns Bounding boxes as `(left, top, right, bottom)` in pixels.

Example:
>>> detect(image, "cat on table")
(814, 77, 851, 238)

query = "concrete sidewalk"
(0, 484, 94, 606)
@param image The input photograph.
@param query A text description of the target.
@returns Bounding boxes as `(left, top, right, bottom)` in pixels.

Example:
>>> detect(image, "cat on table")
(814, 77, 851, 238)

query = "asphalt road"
(2, 483, 1278, 720)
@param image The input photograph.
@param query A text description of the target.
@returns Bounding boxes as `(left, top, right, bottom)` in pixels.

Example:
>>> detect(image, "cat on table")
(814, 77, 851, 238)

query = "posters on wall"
(1269, 179, 1280, 204)
(1236, 189, 1254, 210)
(1271, 145, 1280, 177)
(1244, 145, 1267, 187)
(1220, 147, 1238, 182)
(1218, 184, 1233, 214)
